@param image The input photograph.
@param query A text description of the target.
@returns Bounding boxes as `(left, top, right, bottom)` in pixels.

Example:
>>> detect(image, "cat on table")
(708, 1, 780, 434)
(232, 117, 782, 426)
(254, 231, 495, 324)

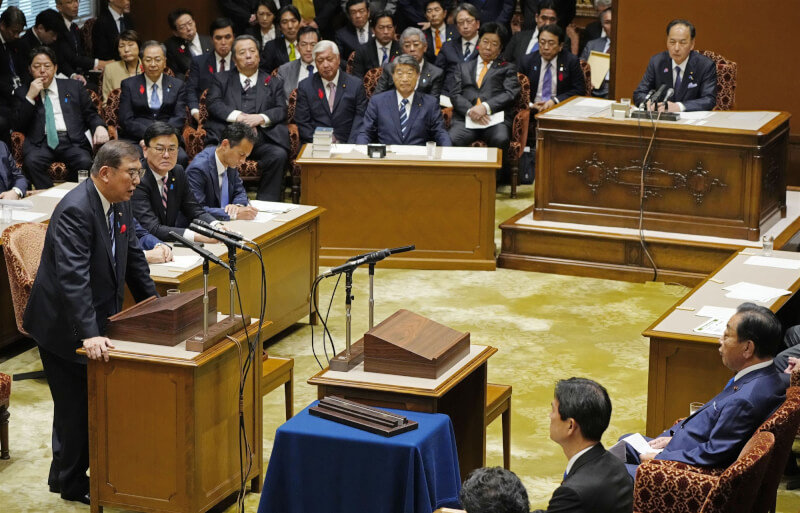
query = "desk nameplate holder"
(309, 396, 418, 437)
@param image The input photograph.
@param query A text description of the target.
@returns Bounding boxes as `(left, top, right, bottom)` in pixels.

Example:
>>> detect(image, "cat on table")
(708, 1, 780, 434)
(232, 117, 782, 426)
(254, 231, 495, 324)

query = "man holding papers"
(622, 303, 785, 477)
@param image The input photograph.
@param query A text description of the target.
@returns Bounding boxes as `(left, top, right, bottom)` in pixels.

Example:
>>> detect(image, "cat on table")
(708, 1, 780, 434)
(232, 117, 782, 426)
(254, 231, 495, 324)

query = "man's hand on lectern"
(83, 336, 115, 362)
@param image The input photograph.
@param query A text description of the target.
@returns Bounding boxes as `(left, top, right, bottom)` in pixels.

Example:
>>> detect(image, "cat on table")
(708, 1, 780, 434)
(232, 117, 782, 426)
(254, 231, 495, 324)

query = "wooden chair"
(486, 383, 512, 469)
(261, 354, 294, 420)
(346, 51, 356, 74)
(104, 88, 122, 140)
(699, 50, 737, 111)
(580, 60, 593, 96)
(362, 67, 383, 99)
(80, 18, 96, 58)
(0, 372, 10, 459)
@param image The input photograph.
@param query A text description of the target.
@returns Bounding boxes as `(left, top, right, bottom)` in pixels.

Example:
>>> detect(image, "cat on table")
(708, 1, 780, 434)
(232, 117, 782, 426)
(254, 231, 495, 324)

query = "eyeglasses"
(119, 167, 146, 179)
(456, 17, 477, 26)
(149, 145, 178, 155)
(479, 39, 501, 49)
(175, 19, 195, 31)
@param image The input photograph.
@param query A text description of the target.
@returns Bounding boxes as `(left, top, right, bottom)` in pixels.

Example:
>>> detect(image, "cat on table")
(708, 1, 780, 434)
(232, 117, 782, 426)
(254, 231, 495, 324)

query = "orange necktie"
(434, 30, 442, 55)
(477, 60, 489, 87)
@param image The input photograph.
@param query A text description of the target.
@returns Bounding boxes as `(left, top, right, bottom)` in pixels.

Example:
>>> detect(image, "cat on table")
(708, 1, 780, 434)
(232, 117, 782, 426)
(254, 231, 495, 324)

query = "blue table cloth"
(258, 401, 462, 513)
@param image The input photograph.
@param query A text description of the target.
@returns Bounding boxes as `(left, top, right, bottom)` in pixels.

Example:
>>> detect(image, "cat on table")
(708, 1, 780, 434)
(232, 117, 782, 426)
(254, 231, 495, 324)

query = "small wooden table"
(298, 144, 501, 270)
(308, 344, 497, 480)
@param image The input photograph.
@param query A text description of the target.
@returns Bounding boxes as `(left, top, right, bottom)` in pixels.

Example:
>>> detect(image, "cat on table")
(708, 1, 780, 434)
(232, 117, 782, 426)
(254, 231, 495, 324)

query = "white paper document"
(252, 212, 277, 223)
(722, 282, 791, 303)
(439, 95, 452, 108)
(679, 111, 712, 120)
(389, 145, 428, 156)
(744, 255, 800, 270)
(621, 433, 662, 455)
(694, 317, 727, 336)
(152, 255, 201, 270)
(466, 111, 504, 129)
(696, 306, 737, 321)
(249, 200, 297, 213)
(572, 97, 614, 108)
(37, 188, 70, 198)
(439, 146, 489, 161)
(11, 210, 46, 222)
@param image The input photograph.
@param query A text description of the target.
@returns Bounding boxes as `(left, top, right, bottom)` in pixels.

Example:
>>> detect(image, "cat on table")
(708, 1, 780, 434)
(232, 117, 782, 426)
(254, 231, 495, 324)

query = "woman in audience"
(248, 0, 279, 51)
(101, 30, 143, 102)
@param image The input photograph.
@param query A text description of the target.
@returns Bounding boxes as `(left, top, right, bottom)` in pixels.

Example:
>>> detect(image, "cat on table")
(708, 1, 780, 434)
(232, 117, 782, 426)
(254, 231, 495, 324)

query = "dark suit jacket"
(295, 71, 367, 144)
(205, 70, 289, 149)
(92, 8, 134, 61)
(336, 25, 374, 69)
(434, 36, 479, 95)
(451, 58, 519, 124)
(261, 35, 296, 74)
(503, 28, 573, 64)
(0, 140, 27, 195)
(633, 50, 717, 112)
(0, 40, 25, 119)
(51, 21, 94, 78)
(374, 61, 444, 98)
(23, 179, 156, 363)
(423, 24, 456, 64)
(656, 364, 785, 467)
(464, 0, 515, 25)
(186, 52, 233, 111)
(351, 40, 401, 78)
(134, 217, 161, 250)
(165, 34, 212, 78)
(533, 444, 633, 513)
(14, 31, 45, 83)
(119, 74, 187, 141)
(186, 146, 249, 221)
(355, 90, 451, 146)
(132, 161, 217, 242)
(276, 58, 313, 101)
(522, 49, 585, 104)
(15, 78, 105, 147)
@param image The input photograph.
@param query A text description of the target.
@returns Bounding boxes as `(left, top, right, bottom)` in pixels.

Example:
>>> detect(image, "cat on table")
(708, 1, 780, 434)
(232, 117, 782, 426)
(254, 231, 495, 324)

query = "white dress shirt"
(261, 26, 277, 48)
(108, 6, 124, 32)
(144, 75, 164, 109)
(188, 33, 203, 56)
(524, 27, 540, 55)
(565, 444, 597, 476)
(357, 23, 371, 44)
(216, 52, 230, 72)
(28, 80, 68, 133)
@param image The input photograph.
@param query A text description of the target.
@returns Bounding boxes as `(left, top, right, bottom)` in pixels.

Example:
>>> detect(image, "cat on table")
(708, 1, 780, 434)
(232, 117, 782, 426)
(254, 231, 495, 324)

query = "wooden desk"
(82, 318, 265, 513)
(297, 144, 501, 270)
(308, 344, 497, 480)
(535, 98, 790, 241)
(643, 249, 800, 436)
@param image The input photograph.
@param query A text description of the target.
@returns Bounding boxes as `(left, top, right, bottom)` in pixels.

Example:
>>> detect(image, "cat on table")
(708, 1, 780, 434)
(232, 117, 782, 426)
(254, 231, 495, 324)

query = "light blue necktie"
(381, 47, 388, 65)
(541, 63, 552, 102)
(399, 98, 409, 137)
(220, 169, 229, 207)
(150, 84, 160, 112)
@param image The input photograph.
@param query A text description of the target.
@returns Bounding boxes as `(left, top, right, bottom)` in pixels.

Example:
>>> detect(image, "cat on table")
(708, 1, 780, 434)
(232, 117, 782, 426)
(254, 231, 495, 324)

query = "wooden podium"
(82, 313, 266, 513)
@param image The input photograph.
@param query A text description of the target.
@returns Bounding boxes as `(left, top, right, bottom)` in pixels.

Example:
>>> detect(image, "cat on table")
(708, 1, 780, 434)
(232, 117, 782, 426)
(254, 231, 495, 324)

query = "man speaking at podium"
(23, 140, 158, 505)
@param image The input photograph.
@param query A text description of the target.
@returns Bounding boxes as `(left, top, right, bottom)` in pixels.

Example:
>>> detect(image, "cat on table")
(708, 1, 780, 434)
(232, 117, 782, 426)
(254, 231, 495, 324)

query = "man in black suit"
(351, 10, 400, 78)
(23, 140, 157, 505)
(206, 35, 289, 201)
(16, 47, 109, 189)
(578, 0, 611, 56)
(336, 0, 373, 68)
(164, 8, 212, 78)
(534, 378, 633, 513)
(275, 26, 321, 102)
(504, 0, 571, 64)
(295, 40, 367, 144)
(261, 5, 302, 74)
(0, 7, 27, 145)
(187, 17, 235, 122)
(422, 0, 455, 64)
(132, 122, 219, 242)
(434, 2, 480, 96)
(15, 9, 61, 83)
(521, 24, 584, 113)
(374, 27, 444, 98)
(460, 467, 529, 513)
(464, 0, 515, 27)
(633, 19, 717, 112)
(53, 0, 110, 83)
(93, 0, 135, 61)
(0, 140, 28, 199)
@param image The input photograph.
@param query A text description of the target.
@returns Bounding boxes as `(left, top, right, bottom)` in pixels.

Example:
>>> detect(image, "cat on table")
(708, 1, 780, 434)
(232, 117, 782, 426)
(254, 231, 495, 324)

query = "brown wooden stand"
(185, 315, 244, 352)
(330, 339, 365, 371)
(309, 396, 418, 436)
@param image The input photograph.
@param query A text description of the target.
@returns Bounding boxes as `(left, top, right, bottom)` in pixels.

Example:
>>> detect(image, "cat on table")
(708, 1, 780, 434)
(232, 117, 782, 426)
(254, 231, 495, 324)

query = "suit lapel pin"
(342, 83, 346, 89)
(663, 67, 669, 73)
(534, 65, 538, 71)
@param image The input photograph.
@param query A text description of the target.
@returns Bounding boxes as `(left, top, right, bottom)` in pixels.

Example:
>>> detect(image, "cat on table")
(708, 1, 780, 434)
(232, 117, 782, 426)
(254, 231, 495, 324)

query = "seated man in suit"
(132, 122, 220, 243)
(434, 3, 480, 97)
(374, 27, 444, 98)
(351, 10, 400, 78)
(206, 35, 289, 202)
(261, 5, 302, 74)
(449, 22, 519, 152)
(0, 140, 28, 199)
(355, 54, 451, 146)
(460, 467, 529, 513)
(93, 0, 134, 61)
(187, 122, 258, 222)
(624, 303, 785, 477)
(504, 0, 560, 64)
(521, 24, 584, 113)
(165, 9, 211, 78)
(422, 1, 455, 64)
(336, 0, 373, 69)
(276, 26, 321, 103)
(633, 19, 716, 112)
(580, 7, 612, 98)
(16, 46, 109, 189)
(187, 17, 235, 123)
(16, 9, 61, 79)
(0, 7, 27, 145)
(295, 40, 367, 144)
(536, 378, 633, 513)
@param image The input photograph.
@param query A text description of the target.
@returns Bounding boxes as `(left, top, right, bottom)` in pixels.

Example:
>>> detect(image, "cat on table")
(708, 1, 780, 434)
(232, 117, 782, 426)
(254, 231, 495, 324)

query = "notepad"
(250, 200, 297, 213)
(151, 255, 201, 270)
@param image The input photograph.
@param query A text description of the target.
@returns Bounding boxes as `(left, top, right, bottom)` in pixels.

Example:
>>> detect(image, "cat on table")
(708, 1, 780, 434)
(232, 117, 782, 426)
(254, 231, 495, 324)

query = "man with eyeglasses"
(336, 0, 374, 70)
(434, 3, 480, 97)
(16, 46, 108, 189)
(164, 8, 211, 79)
(351, 10, 400, 78)
(520, 24, 584, 113)
(422, 0, 455, 64)
(118, 41, 189, 166)
(23, 140, 157, 505)
(276, 26, 320, 103)
(503, 0, 568, 64)
(261, 5, 302, 74)
(374, 27, 443, 98)
(132, 122, 220, 243)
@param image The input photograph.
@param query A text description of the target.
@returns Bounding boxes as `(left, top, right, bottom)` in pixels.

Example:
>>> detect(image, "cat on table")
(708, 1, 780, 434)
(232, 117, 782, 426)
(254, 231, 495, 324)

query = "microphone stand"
(344, 268, 354, 359)
(227, 244, 237, 320)
(202, 257, 210, 339)
(368, 263, 375, 330)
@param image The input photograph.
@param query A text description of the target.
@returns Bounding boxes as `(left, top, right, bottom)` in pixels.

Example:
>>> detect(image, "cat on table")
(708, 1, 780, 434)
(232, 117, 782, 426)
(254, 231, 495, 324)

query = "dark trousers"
(251, 136, 288, 201)
(449, 118, 511, 149)
(39, 347, 90, 500)
(23, 134, 93, 189)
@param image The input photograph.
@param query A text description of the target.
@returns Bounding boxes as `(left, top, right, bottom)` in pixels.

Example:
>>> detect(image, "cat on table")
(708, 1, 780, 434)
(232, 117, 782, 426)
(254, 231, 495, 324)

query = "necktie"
(118, 16, 126, 33)
(530, 40, 539, 54)
(43, 91, 59, 150)
(243, 77, 251, 91)
(219, 58, 226, 72)
(399, 98, 409, 136)
(289, 43, 296, 61)
(381, 47, 388, 65)
(107, 206, 116, 263)
(477, 60, 489, 88)
(327, 82, 336, 110)
(220, 170, 229, 207)
(150, 84, 160, 111)
(70, 23, 80, 52)
(435, 30, 442, 55)
(463, 42, 471, 60)
(307, 64, 314, 76)
(161, 176, 168, 212)
(541, 63, 552, 102)
(674, 65, 682, 92)
(359, 28, 366, 44)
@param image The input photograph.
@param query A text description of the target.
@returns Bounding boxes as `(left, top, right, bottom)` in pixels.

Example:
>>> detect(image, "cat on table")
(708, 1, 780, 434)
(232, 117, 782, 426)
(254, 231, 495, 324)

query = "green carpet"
(1, 184, 799, 512)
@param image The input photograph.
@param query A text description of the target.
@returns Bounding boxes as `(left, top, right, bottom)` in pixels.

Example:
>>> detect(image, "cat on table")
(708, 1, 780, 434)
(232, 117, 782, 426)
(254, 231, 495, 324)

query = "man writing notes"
(355, 54, 451, 146)
(633, 19, 716, 112)
(23, 141, 157, 505)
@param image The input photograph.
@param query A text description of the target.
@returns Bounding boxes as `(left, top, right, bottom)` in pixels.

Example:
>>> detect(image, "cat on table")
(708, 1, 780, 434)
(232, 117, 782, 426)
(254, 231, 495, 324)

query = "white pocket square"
(687, 82, 698, 89)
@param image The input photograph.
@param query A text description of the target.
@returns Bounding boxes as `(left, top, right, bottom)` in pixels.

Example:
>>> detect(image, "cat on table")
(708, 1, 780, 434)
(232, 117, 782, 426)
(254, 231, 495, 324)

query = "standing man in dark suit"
(355, 55, 451, 146)
(93, 0, 135, 61)
(16, 47, 109, 189)
(276, 26, 321, 102)
(633, 19, 717, 112)
(15, 9, 61, 84)
(118, 41, 188, 164)
(187, 18, 235, 123)
(503, 0, 559, 64)
(521, 24, 584, 113)
(0, 7, 27, 146)
(374, 27, 444, 98)
(422, 0, 455, 64)
(336, 0, 374, 68)
(435, 3, 480, 97)
(206, 35, 289, 201)
(53, 0, 110, 83)
(187, 122, 258, 221)
(351, 10, 400, 78)
(261, 5, 302, 74)
(533, 378, 633, 513)
(449, 22, 519, 152)
(459, 467, 530, 513)
(132, 122, 220, 242)
(164, 9, 212, 78)
(464, 0, 515, 27)
(23, 140, 157, 505)
(0, 140, 28, 199)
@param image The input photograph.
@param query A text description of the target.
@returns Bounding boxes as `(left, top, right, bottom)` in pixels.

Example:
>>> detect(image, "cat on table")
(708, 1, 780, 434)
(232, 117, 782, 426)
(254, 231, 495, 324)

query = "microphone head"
(663, 87, 674, 102)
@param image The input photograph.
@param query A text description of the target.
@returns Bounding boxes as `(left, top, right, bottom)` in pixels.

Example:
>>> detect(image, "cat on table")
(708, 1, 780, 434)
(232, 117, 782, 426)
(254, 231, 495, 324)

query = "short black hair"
(346, 0, 369, 12)
(371, 10, 394, 27)
(222, 122, 257, 148)
(537, 0, 558, 15)
(35, 9, 62, 33)
(478, 22, 508, 50)
(91, 140, 141, 177)
(554, 377, 611, 442)
(143, 121, 179, 147)
(0, 6, 26, 28)
(667, 19, 695, 39)
(256, 0, 279, 17)
(29, 45, 57, 66)
(460, 467, 529, 513)
(167, 8, 193, 31)
(233, 34, 259, 54)
(424, 0, 446, 11)
(734, 303, 782, 358)
(209, 17, 234, 36)
(540, 23, 564, 44)
(117, 29, 141, 48)
(297, 26, 321, 41)
(277, 4, 301, 23)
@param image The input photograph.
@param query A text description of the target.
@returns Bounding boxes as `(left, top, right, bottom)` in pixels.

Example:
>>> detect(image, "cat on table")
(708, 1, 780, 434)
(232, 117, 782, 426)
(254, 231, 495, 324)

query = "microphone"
(191, 218, 255, 245)
(190, 222, 257, 254)
(638, 89, 655, 109)
(346, 244, 416, 262)
(322, 245, 416, 278)
(169, 231, 231, 271)
(650, 84, 668, 104)
(661, 87, 674, 109)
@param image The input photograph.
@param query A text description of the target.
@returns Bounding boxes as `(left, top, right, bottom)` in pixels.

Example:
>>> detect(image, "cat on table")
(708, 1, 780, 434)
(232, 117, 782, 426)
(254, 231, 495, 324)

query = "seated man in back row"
(0, 140, 28, 199)
(373, 27, 444, 99)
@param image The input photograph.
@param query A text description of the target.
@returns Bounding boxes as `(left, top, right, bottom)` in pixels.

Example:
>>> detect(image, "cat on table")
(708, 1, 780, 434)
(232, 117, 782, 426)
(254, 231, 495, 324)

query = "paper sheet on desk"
(388, 145, 427, 156)
(694, 317, 727, 336)
(466, 111, 503, 129)
(679, 111, 712, 120)
(331, 143, 367, 155)
(744, 255, 800, 270)
(37, 188, 70, 198)
(249, 199, 297, 213)
(252, 212, 277, 223)
(439, 146, 489, 161)
(12, 210, 46, 221)
(722, 282, 791, 302)
(151, 255, 201, 270)
(696, 306, 737, 321)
